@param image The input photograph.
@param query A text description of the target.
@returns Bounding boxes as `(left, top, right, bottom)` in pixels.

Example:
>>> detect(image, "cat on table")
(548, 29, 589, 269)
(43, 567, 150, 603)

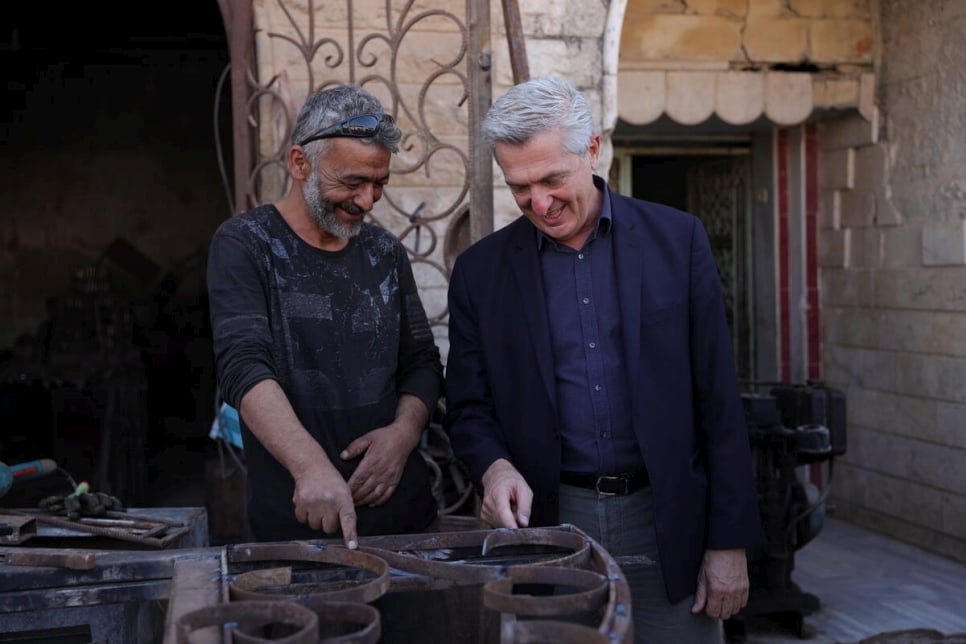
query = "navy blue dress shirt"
(537, 183, 643, 475)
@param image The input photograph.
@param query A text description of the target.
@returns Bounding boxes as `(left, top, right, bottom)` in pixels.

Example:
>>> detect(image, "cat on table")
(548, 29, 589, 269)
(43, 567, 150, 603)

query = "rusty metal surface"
(166, 558, 225, 644)
(8, 508, 190, 548)
(0, 550, 96, 570)
(217, 0, 255, 221)
(176, 599, 319, 644)
(195, 525, 632, 643)
(467, 0, 495, 246)
(0, 514, 35, 545)
(0, 524, 633, 643)
(500, 0, 530, 84)
(229, 543, 390, 604)
(503, 619, 615, 643)
(356, 526, 592, 584)
(482, 566, 609, 616)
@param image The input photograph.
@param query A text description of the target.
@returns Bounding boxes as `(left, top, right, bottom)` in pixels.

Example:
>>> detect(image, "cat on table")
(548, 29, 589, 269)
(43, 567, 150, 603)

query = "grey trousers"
(558, 482, 723, 644)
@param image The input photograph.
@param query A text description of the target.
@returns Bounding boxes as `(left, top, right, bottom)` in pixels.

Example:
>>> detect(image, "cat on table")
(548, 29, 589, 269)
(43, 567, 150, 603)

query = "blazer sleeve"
(443, 252, 515, 487)
(687, 217, 763, 549)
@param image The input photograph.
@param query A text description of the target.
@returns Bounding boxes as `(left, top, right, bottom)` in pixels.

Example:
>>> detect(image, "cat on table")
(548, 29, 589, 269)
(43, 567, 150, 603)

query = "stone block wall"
(620, 0, 872, 69)
(617, 1, 876, 128)
(820, 0, 966, 561)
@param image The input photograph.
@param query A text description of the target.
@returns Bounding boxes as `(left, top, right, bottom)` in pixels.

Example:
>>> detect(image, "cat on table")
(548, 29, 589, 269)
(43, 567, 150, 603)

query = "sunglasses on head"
(298, 113, 394, 147)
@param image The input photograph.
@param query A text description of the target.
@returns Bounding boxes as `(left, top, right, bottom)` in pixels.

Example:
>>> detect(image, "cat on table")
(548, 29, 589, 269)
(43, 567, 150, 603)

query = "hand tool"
(0, 458, 59, 498)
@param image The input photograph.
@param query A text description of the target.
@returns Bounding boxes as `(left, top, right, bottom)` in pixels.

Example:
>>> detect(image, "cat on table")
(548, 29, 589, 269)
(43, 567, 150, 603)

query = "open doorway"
(613, 143, 757, 381)
(1, 2, 230, 510)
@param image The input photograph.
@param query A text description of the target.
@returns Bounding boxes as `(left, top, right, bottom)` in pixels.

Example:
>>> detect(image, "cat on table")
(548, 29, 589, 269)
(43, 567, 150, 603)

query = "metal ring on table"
(176, 599, 318, 644)
(505, 619, 615, 644)
(482, 565, 610, 617)
(297, 598, 382, 644)
(228, 542, 390, 604)
(358, 526, 592, 585)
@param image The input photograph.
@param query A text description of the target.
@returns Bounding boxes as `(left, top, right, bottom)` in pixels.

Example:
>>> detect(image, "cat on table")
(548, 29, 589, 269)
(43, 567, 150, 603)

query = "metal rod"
(501, 0, 530, 83)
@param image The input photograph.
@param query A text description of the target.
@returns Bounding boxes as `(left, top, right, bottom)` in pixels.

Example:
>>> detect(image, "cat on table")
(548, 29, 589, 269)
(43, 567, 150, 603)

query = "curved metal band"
(508, 619, 615, 644)
(358, 527, 592, 585)
(482, 565, 610, 617)
(228, 543, 390, 604)
(297, 598, 382, 644)
(176, 599, 318, 644)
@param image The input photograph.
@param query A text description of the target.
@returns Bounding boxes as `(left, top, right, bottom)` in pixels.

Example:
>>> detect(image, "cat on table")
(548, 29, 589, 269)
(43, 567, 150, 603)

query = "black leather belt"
(560, 469, 649, 496)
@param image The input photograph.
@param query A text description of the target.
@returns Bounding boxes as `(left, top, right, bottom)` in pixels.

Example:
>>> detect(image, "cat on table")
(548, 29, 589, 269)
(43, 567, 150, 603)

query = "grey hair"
(480, 76, 594, 156)
(290, 84, 401, 154)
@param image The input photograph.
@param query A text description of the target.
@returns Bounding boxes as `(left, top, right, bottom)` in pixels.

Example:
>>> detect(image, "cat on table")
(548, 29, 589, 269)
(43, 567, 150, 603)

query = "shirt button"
(595, 384, 602, 391)
(582, 297, 590, 304)
(600, 431, 609, 438)
(578, 253, 585, 260)
(589, 342, 596, 349)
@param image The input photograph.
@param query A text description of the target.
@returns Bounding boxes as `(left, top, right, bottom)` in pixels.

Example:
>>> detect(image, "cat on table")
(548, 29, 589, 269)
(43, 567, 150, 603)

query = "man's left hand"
(691, 548, 749, 620)
(341, 421, 420, 507)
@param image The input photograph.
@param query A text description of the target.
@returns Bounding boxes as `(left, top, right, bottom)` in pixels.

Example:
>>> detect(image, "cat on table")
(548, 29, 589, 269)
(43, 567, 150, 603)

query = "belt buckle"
(595, 475, 627, 496)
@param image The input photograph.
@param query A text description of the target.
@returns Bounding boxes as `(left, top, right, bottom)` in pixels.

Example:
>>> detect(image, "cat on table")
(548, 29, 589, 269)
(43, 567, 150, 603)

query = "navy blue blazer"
(444, 183, 764, 603)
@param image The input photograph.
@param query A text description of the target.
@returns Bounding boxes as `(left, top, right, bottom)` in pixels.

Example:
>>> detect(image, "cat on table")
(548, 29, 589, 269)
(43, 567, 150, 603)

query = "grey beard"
(303, 172, 363, 239)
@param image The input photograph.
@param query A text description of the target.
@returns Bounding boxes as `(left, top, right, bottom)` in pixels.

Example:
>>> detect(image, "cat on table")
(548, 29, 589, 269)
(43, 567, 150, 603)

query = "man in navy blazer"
(444, 76, 763, 643)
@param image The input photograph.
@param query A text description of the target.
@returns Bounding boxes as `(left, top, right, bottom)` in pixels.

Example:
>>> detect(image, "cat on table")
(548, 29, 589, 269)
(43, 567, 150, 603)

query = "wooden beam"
(501, 0, 530, 84)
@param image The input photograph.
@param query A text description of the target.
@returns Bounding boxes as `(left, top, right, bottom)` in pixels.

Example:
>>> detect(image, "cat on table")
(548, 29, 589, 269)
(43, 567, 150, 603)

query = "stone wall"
(621, 0, 873, 68)
(820, 0, 966, 561)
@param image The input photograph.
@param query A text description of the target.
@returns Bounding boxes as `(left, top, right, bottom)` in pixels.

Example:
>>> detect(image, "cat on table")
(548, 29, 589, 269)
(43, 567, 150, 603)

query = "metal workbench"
(0, 506, 208, 643)
(0, 512, 634, 643)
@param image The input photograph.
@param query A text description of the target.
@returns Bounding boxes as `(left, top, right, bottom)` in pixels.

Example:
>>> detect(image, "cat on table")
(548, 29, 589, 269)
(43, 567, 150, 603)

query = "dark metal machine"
(726, 380, 847, 640)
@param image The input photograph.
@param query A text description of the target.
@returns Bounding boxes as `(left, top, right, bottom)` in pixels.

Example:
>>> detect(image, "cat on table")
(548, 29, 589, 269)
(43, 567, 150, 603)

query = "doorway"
(613, 142, 758, 381)
(1, 1, 230, 508)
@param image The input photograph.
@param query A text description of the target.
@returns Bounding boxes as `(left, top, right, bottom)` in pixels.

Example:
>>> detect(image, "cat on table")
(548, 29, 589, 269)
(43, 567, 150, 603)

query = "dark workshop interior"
(0, 3, 242, 541)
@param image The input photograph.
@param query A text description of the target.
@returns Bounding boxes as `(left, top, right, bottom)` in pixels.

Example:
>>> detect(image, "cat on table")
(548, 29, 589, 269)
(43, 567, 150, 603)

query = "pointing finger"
(340, 506, 358, 550)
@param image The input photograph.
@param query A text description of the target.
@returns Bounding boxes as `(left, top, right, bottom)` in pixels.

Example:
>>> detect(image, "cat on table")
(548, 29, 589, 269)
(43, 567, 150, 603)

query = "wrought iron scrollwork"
(242, 0, 473, 329)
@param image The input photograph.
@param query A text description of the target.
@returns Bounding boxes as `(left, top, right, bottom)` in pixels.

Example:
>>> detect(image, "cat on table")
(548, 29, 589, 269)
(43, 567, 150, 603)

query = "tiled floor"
(739, 516, 966, 644)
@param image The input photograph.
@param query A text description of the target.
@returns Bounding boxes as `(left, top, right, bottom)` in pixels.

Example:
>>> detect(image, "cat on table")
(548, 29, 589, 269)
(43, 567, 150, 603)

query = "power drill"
(0, 458, 59, 499)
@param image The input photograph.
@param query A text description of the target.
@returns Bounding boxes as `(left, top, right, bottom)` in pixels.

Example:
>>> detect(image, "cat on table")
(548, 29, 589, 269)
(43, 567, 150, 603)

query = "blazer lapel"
(612, 198, 643, 380)
(507, 221, 558, 412)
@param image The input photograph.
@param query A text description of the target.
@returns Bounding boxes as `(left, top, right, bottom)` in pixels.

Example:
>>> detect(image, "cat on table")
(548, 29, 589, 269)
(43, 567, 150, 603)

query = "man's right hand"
(291, 465, 358, 549)
(239, 381, 359, 549)
(480, 459, 533, 529)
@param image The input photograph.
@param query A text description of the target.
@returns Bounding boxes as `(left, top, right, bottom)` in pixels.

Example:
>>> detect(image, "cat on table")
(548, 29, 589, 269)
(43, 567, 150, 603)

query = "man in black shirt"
(207, 85, 443, 546)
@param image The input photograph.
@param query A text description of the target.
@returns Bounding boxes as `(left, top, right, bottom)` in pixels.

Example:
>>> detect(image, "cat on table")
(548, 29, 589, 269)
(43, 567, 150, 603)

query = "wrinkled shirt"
(207, 204, 442, 540)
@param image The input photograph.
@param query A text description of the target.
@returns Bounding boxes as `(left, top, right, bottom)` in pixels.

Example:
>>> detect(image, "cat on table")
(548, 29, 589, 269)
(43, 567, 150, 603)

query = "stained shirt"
(538, 179, 642, 475)
(207, 204, 442, 540)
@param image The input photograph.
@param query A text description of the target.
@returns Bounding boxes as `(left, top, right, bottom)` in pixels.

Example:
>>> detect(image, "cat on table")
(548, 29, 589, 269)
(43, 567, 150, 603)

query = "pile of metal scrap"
(4, 508, 191, 549)
(0, 507, 208, 642)
(1, 466, 194, 549)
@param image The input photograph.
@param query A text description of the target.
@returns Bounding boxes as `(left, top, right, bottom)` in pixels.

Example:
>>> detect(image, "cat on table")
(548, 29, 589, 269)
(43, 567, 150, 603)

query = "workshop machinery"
(727, 380, 847, 640)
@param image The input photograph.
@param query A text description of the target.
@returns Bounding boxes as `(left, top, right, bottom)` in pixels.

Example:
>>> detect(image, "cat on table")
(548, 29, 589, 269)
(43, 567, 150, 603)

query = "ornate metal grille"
(220, 0, 487, 334)
(687, 157, 753, 379)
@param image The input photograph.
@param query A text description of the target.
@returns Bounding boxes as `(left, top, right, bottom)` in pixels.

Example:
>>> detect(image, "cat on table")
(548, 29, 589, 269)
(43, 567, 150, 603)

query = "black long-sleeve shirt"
(207, 204, 442, 540)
